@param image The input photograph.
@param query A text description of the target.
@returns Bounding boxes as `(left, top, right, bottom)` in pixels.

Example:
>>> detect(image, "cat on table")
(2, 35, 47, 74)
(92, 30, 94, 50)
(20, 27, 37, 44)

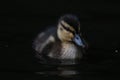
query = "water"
(0, 36, 120, 80)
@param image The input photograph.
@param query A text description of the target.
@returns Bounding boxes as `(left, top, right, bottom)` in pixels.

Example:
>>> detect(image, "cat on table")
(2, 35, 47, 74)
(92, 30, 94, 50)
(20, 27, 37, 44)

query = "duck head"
(57, 14, 85, 47)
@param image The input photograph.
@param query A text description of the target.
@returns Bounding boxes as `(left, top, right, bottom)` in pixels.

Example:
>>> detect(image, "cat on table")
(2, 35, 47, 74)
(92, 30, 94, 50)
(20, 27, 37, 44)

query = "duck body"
(33, 14, 87, 64)
(33, 27, 84, 64)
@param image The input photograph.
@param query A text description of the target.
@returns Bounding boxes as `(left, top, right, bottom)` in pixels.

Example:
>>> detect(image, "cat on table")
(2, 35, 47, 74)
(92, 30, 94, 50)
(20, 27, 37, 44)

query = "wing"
(33, 27, 57, 54)
(32, 27, 60, 64)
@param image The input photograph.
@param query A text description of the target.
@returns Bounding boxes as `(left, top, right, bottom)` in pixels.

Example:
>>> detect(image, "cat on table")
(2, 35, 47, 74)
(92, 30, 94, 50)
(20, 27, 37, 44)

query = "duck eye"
(60, 22, 75, 33)
(60, 22, 71, 31)
(65, 27, 70, 31)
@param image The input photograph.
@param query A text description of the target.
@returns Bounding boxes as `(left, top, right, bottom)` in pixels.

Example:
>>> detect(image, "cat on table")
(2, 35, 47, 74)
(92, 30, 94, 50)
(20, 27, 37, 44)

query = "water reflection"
(35, 65, 79, 78)
(57, 66, 79, 77)
(35, 56, 85, 78)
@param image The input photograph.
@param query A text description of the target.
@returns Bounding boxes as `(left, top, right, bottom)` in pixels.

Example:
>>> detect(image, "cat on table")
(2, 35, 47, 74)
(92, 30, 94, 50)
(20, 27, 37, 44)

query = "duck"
(33, 14, 88, 65)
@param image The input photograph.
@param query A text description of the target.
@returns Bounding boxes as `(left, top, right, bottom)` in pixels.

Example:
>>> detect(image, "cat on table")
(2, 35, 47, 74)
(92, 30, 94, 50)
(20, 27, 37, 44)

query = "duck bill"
(73, 34, 85, 47)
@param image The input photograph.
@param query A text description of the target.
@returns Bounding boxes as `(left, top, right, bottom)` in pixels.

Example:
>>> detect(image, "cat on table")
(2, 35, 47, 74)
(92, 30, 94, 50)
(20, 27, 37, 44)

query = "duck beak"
(73, 34, 85, 47)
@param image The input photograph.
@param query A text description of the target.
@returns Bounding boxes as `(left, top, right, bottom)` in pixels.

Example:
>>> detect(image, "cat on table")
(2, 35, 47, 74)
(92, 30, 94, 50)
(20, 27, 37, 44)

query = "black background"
(0, 1, 120, 79)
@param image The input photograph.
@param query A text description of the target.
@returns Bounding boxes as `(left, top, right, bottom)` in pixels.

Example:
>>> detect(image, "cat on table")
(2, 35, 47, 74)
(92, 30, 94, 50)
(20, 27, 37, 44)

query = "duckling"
(33, 14, 88, 64)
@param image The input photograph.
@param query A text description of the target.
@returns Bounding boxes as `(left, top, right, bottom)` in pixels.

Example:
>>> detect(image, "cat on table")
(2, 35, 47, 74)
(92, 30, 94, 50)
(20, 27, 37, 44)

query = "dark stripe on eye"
(60, 22, 75, 35)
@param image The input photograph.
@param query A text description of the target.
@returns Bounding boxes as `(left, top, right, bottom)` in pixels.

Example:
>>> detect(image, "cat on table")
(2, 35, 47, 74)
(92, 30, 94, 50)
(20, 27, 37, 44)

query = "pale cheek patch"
(61, 32, 71, 41)
(69, 33, 74, 38)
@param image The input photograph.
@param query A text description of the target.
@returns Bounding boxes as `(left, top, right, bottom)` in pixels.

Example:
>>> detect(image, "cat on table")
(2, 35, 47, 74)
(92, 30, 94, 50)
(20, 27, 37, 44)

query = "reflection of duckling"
(33, 14, 88, 64)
